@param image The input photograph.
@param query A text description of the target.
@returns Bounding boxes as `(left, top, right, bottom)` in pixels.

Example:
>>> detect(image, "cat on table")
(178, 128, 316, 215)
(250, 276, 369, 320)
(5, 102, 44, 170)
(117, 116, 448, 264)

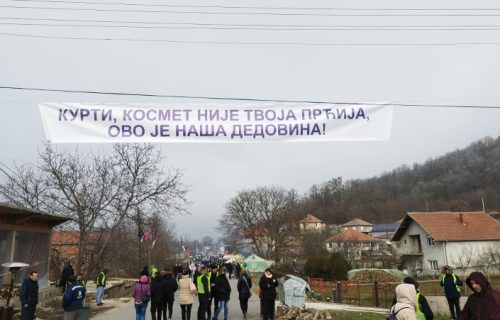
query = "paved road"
(92, 278, 262, 320)
(91, 278, 391, 320)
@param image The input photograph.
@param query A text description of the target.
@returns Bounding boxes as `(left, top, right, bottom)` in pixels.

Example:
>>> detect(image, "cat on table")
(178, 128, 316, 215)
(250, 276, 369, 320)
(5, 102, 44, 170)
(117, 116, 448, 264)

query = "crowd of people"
(15, 260, 500, 320)
(130, 259, 279, 320)
(389, 266, 500, 320)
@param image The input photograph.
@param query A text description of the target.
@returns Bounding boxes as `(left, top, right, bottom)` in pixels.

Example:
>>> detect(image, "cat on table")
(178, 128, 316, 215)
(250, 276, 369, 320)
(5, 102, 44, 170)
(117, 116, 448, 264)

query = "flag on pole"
(144, 228, 152, 241)
(181, 237, 187, 252)
(151, 235, 159, 249)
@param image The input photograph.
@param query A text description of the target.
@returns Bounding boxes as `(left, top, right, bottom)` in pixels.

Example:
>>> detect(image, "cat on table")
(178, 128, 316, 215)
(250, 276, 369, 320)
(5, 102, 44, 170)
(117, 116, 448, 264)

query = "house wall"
(341, 226, 373, 233)
(395, 221, 500, 275)
(444, 240, 500, 271)
(300, 222, 326, 232)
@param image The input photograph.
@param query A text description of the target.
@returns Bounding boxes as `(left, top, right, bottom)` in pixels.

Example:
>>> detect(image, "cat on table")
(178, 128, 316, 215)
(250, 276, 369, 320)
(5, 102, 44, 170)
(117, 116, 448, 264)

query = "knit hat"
(140, 275, 148, 283)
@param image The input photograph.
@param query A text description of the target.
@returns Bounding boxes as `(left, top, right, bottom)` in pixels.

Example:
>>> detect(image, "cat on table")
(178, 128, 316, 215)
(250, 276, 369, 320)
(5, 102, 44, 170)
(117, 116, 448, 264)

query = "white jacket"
(390, 283, 417, 320)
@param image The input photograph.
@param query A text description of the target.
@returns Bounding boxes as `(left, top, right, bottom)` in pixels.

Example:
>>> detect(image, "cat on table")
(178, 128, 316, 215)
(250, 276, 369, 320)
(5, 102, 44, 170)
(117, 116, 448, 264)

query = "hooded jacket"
(459, 272, 500, 320)
(391, 284, 417, 320)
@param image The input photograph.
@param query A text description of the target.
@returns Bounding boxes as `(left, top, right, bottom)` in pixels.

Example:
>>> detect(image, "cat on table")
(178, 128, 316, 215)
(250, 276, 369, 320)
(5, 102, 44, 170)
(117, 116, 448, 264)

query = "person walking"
(440, 266, 463, 320)
(390, 283, 417, 320)
(61, 260, 75, 294)
(96, 268, 108, 306)
(212, 267, 231, 320)
(150, 272, 165, 320)
(196, 266, 210, 320)
(179, 270, 195, 320)
(209, 265, 219, 319)
(62, 275, 86, 320)
(259, 268, 278, 320)
(162, 270, 179, 320)
(459, 271, 500, 320)
(19, 271, 39, 320)
(133, 275, 150, 320)
(237, 269, 252, 319)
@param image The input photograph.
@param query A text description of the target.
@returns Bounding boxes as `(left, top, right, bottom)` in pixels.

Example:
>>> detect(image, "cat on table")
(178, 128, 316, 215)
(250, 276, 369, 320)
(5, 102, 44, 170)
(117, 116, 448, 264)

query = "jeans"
(96, 286, 104, 305)
(213, 300, 229, 320)
(135, 302, 148, 320)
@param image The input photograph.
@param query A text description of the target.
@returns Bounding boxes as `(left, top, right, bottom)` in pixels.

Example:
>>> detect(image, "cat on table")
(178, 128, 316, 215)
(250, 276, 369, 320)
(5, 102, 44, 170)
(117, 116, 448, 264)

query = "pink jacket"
(132, 282, 151, 303)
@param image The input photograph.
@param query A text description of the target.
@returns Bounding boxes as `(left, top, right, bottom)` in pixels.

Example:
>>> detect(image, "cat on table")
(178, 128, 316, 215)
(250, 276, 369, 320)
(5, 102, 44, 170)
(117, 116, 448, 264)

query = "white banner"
(39, 103, 393, 143)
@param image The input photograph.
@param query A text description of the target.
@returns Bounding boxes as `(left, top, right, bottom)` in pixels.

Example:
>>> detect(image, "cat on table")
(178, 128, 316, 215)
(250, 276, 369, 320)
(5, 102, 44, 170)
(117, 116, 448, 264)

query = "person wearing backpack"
(133, 275, 151, 320)
(392, 277, 433, 320)
(389, 283, 417, 320)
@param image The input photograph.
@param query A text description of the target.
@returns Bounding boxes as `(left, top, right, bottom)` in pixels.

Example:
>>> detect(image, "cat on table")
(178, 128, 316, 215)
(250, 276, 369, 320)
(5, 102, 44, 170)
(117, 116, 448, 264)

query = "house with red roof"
(298, 214, 327, 232)
(391, 211, 500, 276)
(325, 229, 392, 268)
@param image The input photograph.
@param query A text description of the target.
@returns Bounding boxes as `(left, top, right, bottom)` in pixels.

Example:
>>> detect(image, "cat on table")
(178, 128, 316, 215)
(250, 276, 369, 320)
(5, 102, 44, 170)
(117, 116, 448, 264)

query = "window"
(404, 239, 407, 245)
(429, 260, 439, 270)
(427, 236, 435, 246)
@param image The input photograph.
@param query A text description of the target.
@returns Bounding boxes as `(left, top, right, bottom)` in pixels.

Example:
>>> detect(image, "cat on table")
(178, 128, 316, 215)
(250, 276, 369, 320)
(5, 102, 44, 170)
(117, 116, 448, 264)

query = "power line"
(3, 4, 500, 16)
(3, 31, 500, 45)
(3, 21, 500, 31)
(0, 85, 499, 109)
(3, 17, 500, 29)
(7, 0, 500, 12)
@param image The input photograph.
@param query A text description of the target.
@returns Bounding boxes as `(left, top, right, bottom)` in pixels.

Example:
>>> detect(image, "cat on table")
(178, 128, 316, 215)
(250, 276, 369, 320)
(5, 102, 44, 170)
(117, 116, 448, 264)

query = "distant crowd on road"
(130, 257, 278, 320)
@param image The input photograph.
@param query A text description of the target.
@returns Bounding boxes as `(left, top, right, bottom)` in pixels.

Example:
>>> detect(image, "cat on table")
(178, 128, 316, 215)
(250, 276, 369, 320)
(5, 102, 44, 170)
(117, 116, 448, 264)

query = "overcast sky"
(1, 0, 500, 240)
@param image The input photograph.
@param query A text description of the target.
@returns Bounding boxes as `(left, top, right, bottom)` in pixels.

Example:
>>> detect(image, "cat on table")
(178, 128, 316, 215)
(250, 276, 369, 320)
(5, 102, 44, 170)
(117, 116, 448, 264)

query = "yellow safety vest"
(416, 292, 425, 320)
(96, 272, 106, 287)
(440, 273, 461, 292)
(197, 274, 210, 294)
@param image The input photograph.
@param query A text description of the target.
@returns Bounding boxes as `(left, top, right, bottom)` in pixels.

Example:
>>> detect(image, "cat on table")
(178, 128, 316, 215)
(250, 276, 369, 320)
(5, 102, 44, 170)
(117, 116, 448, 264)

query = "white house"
(341, 218, 373, 234)
(325, 229, 392, 268)
(391, 211, 500, 276)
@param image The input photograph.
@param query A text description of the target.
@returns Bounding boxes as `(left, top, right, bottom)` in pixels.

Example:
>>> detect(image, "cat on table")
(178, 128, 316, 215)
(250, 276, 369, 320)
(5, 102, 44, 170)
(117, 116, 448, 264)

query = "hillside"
(301, 136, 500, 224)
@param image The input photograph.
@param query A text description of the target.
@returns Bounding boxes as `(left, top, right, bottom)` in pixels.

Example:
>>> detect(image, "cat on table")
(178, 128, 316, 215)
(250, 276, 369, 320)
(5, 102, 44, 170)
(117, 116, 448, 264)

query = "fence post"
(373, 280, 380, 307)
(336, 281, 343, 304)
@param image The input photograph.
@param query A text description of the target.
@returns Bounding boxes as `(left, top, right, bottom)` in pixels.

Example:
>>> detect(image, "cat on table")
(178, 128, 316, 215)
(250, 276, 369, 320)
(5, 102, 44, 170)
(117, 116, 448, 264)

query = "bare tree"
(0, 143, 189, 277)
(218, 186, 297, 260)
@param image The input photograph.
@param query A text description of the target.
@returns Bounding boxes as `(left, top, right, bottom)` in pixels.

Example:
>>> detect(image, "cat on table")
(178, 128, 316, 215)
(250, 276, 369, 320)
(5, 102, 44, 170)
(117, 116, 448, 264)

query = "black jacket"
(163, 274, 179, 300)
(62, 264, 74, 281)
(391, 292, 433, 320)
(214, 274, 231, 301)
(237, 273, 252, 300)
(150, 275, 166, 303)
(20, 278, 39, 306)
(259, 275, 278, 301)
